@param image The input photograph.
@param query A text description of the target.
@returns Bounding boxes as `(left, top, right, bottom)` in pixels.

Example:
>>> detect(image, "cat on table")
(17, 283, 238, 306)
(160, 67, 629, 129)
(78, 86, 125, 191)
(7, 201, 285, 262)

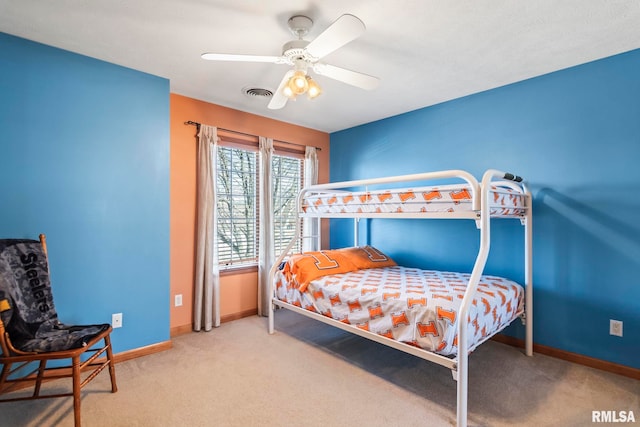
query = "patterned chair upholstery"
(0, 235, 117, 427)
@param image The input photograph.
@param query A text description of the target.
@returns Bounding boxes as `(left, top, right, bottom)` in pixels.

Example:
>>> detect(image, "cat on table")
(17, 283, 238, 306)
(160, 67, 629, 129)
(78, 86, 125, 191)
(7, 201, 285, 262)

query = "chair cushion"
(14, 322, 111, 353)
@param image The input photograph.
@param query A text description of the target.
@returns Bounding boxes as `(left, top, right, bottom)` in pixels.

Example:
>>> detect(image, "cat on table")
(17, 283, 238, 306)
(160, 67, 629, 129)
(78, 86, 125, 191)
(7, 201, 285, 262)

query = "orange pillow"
(283, 250, 359, 292)
(334, 246, 397, 270)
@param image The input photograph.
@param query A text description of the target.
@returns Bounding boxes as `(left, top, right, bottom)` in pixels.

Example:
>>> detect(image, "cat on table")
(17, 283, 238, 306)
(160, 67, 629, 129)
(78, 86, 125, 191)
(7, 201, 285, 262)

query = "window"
(272, 154, 303, 255)
(216, 146, 258, 268)
(215, 144, 303, 270)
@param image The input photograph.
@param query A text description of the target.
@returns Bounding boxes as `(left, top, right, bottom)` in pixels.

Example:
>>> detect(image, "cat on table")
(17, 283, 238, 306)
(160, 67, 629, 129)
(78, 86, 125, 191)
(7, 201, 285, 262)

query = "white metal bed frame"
(268, 169, 533, 427)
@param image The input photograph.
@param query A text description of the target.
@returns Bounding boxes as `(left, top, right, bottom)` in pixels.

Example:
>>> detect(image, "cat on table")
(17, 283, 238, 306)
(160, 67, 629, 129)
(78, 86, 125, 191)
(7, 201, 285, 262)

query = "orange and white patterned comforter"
(274, 263, 524, 356)
(301, 183, 526, 217)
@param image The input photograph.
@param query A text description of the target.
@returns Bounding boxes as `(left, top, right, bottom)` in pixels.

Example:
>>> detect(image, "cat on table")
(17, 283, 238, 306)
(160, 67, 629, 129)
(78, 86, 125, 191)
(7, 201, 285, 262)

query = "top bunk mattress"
(301, 182, 526, 217)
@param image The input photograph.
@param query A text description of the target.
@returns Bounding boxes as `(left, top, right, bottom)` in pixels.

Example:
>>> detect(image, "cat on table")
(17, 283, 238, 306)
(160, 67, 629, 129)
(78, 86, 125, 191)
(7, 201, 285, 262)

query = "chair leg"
(72, 355, 82, 427)
(0, 361, 11, 393)
(33, 360, 47, 397)
(105, 335, 118, 393)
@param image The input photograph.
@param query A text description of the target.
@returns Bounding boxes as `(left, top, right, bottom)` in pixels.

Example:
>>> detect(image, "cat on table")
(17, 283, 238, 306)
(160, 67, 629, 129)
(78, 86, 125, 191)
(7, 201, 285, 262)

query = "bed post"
(268, 261, 276, 334)
(524, 189, 534, 356)
(315, 217, 322, 250)
(455, 169, 497, 427)
(270, 188, 311, 334)
(268, 228, 302, 335)
(353, 218, 359, 246)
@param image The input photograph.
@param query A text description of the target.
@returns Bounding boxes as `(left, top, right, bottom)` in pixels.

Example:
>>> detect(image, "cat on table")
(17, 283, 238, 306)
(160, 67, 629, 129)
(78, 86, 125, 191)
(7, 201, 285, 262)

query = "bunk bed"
(268, 169, 533, 427)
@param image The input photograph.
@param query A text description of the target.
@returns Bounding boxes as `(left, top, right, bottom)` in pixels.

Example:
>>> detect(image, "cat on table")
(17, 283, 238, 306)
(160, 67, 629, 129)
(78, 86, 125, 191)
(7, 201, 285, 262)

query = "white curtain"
(193, 125, 220, 331)
(257, 137, 274, 316)
(302, 146, 319, 252)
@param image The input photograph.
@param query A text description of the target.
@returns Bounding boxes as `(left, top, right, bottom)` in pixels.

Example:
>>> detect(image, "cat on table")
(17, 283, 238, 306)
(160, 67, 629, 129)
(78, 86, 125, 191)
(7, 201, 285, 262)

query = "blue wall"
(0, 33, 170, 353)
(330, 49, 640, 369)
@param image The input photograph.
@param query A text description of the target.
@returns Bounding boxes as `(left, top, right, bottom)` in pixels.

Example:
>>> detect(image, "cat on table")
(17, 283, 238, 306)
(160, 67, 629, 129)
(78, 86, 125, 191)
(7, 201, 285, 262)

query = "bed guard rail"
(297, 169, 482, 213)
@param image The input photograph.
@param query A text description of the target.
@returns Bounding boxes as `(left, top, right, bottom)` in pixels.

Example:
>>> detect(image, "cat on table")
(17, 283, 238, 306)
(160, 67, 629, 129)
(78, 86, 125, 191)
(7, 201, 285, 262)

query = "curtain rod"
(184, 121, 322, 151)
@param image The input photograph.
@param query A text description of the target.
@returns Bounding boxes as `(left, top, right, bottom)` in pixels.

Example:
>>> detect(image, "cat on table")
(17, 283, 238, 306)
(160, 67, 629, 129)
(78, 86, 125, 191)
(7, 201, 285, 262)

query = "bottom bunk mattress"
(274, 248, 524, 356)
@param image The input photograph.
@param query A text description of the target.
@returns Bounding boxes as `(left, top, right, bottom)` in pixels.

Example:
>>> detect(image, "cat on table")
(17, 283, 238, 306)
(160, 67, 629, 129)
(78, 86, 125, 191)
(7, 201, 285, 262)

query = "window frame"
(271, 152, 305, 257)
(214, 135, 306, 272)
(215, 143, 260, 270)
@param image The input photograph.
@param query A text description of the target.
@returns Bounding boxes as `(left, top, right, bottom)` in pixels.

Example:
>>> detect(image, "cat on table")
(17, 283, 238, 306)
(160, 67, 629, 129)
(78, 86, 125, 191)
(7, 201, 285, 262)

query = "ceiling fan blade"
(268, 70, 295, 110)
(201, 53, 284, 63)
(313, 63, 380, 90)
(305, 14, 365, 60)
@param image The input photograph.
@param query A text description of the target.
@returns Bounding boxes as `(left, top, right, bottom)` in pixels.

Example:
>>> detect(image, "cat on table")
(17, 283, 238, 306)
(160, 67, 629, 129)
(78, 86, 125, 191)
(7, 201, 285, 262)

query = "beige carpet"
(1, 310, 638, 427)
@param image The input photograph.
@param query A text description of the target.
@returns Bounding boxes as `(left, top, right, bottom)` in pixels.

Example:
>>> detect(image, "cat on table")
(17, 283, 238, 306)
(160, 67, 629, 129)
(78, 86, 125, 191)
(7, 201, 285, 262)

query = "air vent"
(242, 87, 273, 98)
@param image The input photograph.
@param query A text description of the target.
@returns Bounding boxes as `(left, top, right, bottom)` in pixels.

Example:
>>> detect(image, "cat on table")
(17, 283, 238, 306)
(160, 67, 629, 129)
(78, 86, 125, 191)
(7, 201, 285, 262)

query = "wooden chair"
(0, 234, 117, 427)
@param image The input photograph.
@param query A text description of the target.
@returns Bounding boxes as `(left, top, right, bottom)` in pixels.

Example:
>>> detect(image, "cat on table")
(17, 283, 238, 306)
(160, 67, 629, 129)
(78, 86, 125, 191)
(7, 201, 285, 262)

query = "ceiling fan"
(201, 14, 380, 110)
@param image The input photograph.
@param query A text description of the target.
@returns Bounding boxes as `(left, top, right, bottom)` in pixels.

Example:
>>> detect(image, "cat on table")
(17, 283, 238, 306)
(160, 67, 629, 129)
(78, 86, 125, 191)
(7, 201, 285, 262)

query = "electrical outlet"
(112, 313, 123, 328)
(175, 294, 183, 307)
(609, 319, 623, 337)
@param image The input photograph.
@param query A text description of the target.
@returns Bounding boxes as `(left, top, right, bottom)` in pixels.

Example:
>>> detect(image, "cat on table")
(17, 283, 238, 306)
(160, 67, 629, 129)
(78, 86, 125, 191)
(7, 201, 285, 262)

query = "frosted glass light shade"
(306, 77, 321, 99)
(288, 71, 308, 95)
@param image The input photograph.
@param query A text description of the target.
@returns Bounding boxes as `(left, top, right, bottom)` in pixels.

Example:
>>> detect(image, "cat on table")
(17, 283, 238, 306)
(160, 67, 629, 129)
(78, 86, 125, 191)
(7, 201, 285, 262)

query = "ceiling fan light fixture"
(288, 70, 308, 95)
(283, 72, 321, 100)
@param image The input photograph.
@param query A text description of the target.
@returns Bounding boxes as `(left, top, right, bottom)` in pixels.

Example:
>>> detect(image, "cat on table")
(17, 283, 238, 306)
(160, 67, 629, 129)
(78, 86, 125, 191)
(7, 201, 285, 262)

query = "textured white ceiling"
(2, 0, 640, 133)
